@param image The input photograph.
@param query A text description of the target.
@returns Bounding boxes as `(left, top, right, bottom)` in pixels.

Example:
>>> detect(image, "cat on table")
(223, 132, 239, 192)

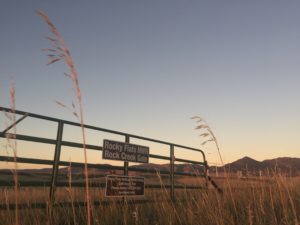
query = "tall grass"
(3, 80, 19, 225)
(191, 116, 237, 214)
(36, 10, 91, 225)
(0, 176, 299, 224)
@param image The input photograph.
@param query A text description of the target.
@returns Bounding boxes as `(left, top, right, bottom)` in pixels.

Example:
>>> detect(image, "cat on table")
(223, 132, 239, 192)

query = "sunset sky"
(1, 1, 300, 168)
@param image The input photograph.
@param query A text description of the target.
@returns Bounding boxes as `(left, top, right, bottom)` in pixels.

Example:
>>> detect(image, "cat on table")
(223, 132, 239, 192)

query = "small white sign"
(105, 175, 145, 197)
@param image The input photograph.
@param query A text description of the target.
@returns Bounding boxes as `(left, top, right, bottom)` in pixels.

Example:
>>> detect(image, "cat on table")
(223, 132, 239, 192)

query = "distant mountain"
(211, 156, 300, 176)
(262, 157, 300, 175)
(1, 157, 299, 179)
(223, 156, 264, 171)
(130, 163, 204, 174)
(130, 163, 169, 172)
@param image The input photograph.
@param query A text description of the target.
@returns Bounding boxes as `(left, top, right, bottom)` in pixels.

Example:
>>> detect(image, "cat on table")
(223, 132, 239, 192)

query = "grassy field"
(0, 175, 299, 225)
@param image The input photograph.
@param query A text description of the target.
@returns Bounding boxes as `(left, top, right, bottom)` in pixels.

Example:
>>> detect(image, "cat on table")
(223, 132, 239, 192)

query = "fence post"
(170, 145, 175, 201)
(204, 160, 208, 189)
(49, 121, 64, 203)
(124, 135, 130, 176)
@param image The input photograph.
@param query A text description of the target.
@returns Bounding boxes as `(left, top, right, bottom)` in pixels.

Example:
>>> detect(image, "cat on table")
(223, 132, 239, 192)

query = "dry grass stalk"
(191, 116, 224, 165)
(36, 10, 91, 225)
(66, 161, 77, 225)
(3, 80, 19, 225)
(191, 115, 237, 214)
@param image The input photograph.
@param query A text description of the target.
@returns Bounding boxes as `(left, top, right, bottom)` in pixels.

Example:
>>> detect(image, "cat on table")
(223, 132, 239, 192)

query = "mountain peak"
(225, 156, 262, 171)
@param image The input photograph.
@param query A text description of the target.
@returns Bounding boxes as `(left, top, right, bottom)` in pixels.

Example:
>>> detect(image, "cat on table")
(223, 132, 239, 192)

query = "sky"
(1, 1, 300, 168)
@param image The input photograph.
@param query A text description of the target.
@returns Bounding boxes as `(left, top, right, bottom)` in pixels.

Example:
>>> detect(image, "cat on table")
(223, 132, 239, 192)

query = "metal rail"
(0, 106, 208, 209)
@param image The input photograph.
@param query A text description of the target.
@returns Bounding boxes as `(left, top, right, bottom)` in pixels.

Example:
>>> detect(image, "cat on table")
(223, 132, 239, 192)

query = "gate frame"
(0, 106, 208, 208)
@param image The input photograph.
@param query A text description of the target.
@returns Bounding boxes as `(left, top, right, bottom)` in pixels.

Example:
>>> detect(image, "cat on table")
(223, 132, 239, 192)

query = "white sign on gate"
(102, 139, 149, 163)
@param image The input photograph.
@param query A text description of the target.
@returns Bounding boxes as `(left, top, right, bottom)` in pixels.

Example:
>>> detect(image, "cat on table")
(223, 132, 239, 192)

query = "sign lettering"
(102, 139, 149, 163)
(105, 175, 145, 197)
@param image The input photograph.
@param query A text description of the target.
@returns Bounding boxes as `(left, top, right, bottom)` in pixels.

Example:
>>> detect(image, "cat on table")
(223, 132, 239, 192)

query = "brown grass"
(3, 80, 19, 225)
(0, 176, 299, 225)
(36, 10, 91, 225)
(191, 116, 237, 214)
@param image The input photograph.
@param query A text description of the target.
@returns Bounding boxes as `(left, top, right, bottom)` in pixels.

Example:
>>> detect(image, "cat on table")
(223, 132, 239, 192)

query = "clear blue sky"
(1, 1, 300, 167)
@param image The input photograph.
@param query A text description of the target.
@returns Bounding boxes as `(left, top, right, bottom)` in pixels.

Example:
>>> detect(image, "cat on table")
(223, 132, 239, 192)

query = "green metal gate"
(0, 106, 210, 210)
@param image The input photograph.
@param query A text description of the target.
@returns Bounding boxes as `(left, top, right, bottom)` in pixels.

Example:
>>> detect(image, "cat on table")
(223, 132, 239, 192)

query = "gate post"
(49, 121, 64, 203)
(170, 145, 175, 201)
(124, 135, 130, 176)
(122, 135, 130, 204)
(204, 160, 208, 188)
